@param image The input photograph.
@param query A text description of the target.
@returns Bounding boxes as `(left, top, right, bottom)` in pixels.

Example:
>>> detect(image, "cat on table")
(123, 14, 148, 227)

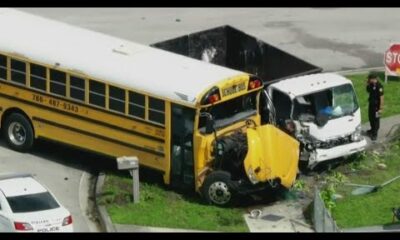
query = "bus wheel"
(201, 171, 235, 207)
(3, 113, 34, 152)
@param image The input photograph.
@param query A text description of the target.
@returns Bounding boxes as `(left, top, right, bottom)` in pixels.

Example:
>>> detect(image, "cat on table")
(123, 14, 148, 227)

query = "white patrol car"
(0, 173, 73, 232)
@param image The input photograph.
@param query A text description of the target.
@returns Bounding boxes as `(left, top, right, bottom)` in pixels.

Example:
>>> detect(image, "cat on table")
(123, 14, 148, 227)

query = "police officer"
(366, 73, 384, 141)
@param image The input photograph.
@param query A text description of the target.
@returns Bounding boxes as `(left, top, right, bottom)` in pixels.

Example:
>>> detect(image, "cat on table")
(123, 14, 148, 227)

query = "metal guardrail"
(313, 187, 340, 232)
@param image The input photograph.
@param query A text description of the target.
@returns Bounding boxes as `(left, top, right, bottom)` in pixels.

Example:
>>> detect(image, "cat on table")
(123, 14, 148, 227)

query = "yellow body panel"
(244, 124, 300, 188)
(0, 82, 167, 173)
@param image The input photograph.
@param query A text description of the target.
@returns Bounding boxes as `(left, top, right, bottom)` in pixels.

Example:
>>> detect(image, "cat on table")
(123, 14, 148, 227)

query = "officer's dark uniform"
(366, 81, 384, 140)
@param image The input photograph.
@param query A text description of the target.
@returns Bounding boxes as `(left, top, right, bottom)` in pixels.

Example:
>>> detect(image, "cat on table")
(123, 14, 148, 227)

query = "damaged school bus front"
(195, 75, 300, 206)
(244, 124, 300, 188)
(197, 121, 300, 207)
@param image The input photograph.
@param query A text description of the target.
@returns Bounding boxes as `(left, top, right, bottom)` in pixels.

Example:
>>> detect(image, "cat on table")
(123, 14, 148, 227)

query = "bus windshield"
(199, 92, 258, 133)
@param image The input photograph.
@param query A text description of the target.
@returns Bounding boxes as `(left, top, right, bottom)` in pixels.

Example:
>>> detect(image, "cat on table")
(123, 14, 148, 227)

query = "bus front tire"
(201, 171, 236, 207)
(3, 113, 34, 152)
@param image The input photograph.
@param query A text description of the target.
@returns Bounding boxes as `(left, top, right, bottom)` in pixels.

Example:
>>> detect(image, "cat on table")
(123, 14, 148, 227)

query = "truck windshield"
(293, 83, 358, 121)
(199, 92, 257, 133)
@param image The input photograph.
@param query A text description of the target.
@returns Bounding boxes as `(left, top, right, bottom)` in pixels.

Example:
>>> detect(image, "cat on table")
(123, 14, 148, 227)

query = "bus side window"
(109, 85, 125, 113)
(30, 63, 47, 91)
(50, 69, 66, 96)
(10, 58, 26, 85)
(70, 75, 85, 102)
(89, 80, 105, 108)
(128, 91, 145, 119)
(0, 54, 6, 80)
(148, 97, 165, 124)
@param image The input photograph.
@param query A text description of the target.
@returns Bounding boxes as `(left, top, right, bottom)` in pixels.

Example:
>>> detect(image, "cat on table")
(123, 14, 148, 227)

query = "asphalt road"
(0, 138, 115, 232)
(2, 8, 399, 232)
(16, 8, 400, 71)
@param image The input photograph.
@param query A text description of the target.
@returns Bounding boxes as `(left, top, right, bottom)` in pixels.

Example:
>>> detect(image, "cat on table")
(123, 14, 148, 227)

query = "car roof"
(0, 175, 48, 197)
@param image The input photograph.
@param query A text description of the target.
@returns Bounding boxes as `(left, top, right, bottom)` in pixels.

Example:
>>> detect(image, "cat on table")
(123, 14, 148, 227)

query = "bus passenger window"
(70, 76, 85, 101)
(128, 91, 145, 119)
(109, 85, 125, 113)
(149, 97, 165, 124)
(11, 59, 26, 85)
(89, 80, 105, 108)
(30, 63, 47, 91)
(0, 54, 6, 80)
(50, 69, 66, 96)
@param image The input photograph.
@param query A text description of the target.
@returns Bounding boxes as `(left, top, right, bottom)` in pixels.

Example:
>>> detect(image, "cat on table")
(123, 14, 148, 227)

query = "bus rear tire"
(201, 171, 236, 207)
(3, 113, 34, 152)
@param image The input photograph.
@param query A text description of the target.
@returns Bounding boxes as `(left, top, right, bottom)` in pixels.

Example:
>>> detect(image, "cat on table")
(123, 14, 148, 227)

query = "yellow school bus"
(0, 9, 299, 206)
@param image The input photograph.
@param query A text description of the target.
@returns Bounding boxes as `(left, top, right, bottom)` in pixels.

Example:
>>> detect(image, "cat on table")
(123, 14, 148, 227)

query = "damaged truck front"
(194, 76, 299, 206)
(263, 73, 367, 170)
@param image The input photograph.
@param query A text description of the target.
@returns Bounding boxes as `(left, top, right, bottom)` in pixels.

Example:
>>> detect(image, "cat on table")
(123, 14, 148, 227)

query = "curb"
(95, 172, 116, 232)
(113, 224, 212, 232)
(334, 66, 384, 75)
(342, 224, 400, 232)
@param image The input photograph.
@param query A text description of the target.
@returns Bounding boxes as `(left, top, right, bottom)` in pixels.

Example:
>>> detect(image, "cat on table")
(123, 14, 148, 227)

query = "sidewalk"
(97, 115, 400, 233)
(243, 198, 314, 232)
(362, 114, 400, 148)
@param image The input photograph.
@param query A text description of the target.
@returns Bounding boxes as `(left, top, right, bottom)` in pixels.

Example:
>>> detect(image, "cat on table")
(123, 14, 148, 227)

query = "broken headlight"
(247, 168, 259, 185)
(351, 124, 362, 142)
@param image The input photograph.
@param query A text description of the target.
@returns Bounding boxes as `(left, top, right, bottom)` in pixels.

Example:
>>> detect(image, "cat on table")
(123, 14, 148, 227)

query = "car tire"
(3, 113, 34, 152)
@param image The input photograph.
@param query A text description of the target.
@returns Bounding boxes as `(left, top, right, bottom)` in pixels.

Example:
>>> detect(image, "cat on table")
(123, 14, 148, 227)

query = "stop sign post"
(384, 43, 400, 83)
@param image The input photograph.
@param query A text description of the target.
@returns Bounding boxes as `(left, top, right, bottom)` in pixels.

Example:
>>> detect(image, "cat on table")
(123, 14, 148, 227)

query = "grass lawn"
(98, 171, 249, 232)
(345, 71, 400, 123)
(331, 141, 400, 228)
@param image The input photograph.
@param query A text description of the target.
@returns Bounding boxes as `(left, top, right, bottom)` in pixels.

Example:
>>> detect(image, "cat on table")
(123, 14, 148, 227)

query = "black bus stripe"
(0, 79, 165, 129)
(0, 92, 165, 143)
(33, 117, 165, 157)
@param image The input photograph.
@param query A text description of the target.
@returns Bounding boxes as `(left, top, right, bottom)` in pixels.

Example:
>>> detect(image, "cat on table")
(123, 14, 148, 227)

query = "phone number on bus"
(32, 94, 79, 113)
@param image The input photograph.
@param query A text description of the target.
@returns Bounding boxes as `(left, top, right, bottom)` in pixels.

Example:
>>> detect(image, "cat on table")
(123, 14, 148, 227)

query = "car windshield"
(6, 192, 60, 213)
(199, 91, 258, 132)
(293, 83, 359, 121)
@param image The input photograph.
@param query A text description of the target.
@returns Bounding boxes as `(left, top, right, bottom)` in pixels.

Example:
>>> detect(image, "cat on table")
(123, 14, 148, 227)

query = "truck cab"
(262, 73, 367, 169)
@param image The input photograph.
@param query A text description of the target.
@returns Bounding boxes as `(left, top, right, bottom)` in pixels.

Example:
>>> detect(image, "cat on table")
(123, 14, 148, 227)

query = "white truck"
(262, 73, 367, 169)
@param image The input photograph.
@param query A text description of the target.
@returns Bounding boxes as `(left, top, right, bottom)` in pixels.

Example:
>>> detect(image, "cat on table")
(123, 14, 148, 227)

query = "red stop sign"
(385, 44, 400, 73)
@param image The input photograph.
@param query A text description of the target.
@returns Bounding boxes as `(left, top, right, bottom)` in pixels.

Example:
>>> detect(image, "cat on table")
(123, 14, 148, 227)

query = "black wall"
(151, 25, 322, 83)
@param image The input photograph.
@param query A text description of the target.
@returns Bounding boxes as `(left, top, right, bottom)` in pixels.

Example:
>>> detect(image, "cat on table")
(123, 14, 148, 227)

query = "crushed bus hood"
(244, 124, 299, 188)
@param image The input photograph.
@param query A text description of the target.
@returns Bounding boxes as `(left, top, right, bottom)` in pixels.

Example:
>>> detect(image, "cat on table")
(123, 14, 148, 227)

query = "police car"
(0, 173, 73, 232)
